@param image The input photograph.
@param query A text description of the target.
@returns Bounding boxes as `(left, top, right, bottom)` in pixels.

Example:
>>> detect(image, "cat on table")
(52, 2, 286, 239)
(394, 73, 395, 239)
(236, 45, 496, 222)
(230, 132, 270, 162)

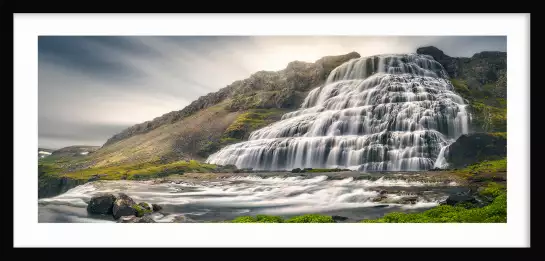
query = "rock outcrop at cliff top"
(417, 46, 507, 99)
(103, 52, 361, 147)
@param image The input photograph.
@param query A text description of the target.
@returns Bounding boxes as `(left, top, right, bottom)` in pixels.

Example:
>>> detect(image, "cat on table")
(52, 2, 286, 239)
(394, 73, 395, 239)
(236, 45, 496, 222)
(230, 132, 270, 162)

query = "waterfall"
(206, 54, 470, 171)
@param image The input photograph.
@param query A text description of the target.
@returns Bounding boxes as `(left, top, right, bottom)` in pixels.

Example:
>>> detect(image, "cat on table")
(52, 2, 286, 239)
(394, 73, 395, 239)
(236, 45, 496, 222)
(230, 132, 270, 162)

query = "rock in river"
(152, 203, 162, 212)
(112, 193, 137, 220)
(87, 193, 117, 215)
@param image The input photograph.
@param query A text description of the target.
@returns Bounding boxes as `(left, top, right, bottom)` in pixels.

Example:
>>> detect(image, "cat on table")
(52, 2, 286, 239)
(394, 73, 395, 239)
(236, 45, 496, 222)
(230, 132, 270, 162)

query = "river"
(38, 172, 466, 223)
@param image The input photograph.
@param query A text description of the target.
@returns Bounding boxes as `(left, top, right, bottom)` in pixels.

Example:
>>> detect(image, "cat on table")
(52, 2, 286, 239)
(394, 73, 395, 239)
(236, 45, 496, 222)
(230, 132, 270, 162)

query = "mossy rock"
(132, 203, 153, 217)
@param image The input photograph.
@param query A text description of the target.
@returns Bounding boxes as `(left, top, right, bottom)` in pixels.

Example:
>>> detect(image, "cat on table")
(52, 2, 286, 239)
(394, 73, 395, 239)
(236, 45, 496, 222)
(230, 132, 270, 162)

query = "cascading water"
(206, 53, 470, 171)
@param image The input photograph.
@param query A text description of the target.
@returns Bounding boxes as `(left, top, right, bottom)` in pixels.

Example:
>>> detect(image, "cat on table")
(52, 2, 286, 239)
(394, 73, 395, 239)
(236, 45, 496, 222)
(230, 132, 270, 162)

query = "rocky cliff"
(417, 46, 507, 133)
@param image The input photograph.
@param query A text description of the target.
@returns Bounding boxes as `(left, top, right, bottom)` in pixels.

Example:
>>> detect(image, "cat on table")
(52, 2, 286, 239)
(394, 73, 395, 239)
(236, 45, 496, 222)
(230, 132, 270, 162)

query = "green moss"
(198, 108, 289, 157)
(479, 182, 506, 198)
(285, 214, 335, 223)
(457, 158, 507, 174)
(489, 132, 507, 139)
(469, 102, 507, 132)
(42, 159, 218, 181)
(224, 109, 287, 139)
(132, 204, 152, 217)
(230, 214, 335, 223)
(450, 79, 471, 98)
(449, 78, 506, 132)
(231, 216, 259, 223)
(361, 190, 506, 223)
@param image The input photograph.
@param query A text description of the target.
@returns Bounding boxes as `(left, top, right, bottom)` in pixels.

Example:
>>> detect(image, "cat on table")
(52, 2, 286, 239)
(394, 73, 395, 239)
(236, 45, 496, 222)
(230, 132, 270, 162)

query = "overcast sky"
(38, 36, 506, 149)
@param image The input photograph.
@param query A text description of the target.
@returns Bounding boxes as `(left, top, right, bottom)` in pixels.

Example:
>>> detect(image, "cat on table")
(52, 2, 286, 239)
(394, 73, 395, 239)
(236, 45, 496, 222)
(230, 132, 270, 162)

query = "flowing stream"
(38, 173, 465, 223)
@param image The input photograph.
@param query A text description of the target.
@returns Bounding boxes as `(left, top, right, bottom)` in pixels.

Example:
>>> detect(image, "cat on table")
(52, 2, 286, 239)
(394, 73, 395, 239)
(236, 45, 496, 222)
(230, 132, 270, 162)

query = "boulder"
(112, 193, 137, 220)
(398, 196, 419, 205)
(443, 191, 478, 206)
(152, 204, 163, 212)
(133, 202, 153, 217)
(86, 193, 116, 215)
(138, 202, 152, 211)
(332, 215, 348, 222)
(446, 133, 507, 168)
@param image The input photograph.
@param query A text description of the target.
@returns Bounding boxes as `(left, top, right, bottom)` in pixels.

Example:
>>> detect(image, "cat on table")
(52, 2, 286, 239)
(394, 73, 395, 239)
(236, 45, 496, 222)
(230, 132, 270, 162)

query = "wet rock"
(112, 193, 137, 220)
(399, 196, 419, 205)
(379, 190, 387, 195)
(138, 202, 152, 211)
(134, 202, 153, 217)
(152, 204, 163, 212)
(291, 168, 302, 173)
(137, 215, 156, 223)
(117, 215, 138, 223)
(372, 204, 389, 208)
(444, 192, 478, 206)
(87, 193, 116, 215)
(117, 215, 156, 223)
(447, 133, 507, 168)
(371, 195, 387, 202)
(172, 215, 195, 223)
(332, 215, 348, 222)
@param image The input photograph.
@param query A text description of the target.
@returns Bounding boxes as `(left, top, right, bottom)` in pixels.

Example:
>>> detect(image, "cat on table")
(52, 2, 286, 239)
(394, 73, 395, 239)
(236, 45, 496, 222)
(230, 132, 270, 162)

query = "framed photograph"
(12, 13, 531, 247)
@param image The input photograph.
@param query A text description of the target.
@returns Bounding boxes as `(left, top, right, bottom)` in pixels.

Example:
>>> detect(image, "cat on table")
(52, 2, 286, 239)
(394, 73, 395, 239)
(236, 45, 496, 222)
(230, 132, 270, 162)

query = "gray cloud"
(38, 36, 506, 149)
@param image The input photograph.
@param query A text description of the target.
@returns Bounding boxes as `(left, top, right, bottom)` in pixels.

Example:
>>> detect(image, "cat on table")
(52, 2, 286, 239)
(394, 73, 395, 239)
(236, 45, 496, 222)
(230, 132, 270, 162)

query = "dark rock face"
(103, 52, 361, 146)
(38, 175, 87, 199)
(112, 193, 137, 220)
(87, 194, 117, 215)
(443, 190, 479, 207)
(332, 215, 348, 222)
(447, 133, 507, 168)
(417, 46, 507, 99)
(417, 46, 460, 78)
(151, 204, 162, 212)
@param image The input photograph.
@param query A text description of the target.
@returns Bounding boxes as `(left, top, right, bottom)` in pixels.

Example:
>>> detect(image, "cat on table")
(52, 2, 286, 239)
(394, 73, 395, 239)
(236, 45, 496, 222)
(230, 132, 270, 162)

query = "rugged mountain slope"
(60, 47, 505, 170)
(80, 52, 361, 168)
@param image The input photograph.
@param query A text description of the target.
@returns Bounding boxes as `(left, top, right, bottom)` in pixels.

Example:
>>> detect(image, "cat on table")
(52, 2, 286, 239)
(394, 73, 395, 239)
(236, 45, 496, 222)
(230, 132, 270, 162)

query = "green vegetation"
(361, 184, 506, 223)
(489, 132, 507, 139)
(132, 204, 152, 217)
(39, 159, 217, 181)
(230, 214, 335, 223)
(450, 78, 471, 97)
(285, 214, 335, 223)
(231, 215, 284, 223)
(450, 78, 506, 132)
(224, 109, 288, 139)
(469, 102, 507, 132)
(458, 158, 507, 174)
(479, 182, 506, 198)
(198, 108, 288, 157)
